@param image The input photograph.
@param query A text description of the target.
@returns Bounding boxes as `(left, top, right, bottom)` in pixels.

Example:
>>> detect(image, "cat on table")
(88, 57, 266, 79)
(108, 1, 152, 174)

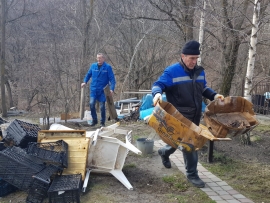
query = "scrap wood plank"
(104, 84, 118, 120)
(37, 130, 86, 142)
(60, 112, 80, 120)
(79, 87, 86, 120)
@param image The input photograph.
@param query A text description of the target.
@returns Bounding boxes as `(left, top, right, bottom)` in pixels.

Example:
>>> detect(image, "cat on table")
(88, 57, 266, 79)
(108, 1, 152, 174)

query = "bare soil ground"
(204, 129, 270, 165)
(1, 117, 270, 203)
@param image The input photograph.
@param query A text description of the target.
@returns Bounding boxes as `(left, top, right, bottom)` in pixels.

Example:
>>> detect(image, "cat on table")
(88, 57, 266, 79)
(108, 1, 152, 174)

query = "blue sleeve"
(152, 68, 173, 97)
(202, 72, 217, 101)
(108, 65, 116, 91)
(83, 65, 93, 83)
(202, 87, 216, 101)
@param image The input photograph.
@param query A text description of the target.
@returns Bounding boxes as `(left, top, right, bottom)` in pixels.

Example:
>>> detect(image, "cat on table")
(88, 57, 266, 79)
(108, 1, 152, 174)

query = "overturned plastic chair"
(86, 127, 141, 191)
(49, 123, 142, 191)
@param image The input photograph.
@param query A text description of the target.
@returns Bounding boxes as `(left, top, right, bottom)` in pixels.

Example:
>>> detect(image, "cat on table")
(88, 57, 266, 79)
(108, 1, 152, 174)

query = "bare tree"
(106, 0, 180, 100)
(217, 0, 249, 96)
(120, 25, 154, 100)
(1, 0, 270, 119)
(244, 0, 261, 101)
(200, 0, 269, 96)
(1, 0, 37, 114)
(146, 0, 197, 41)
(1, 0, 7, 117)
(198, 0, 206, 66)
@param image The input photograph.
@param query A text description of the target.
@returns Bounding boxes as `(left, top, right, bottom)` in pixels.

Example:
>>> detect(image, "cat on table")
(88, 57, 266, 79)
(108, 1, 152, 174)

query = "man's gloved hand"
(153, 93, 162, 106)
(81, 83, 86, 88)
(214, 94, 224, 101)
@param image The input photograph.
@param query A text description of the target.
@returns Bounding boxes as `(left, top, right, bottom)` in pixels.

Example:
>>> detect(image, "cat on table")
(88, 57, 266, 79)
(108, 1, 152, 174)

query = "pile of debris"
(0, 118, 142, 203)
(121, 108, 140, 122)
(114, 95, 155, 122)
(0, 119, 82, 203)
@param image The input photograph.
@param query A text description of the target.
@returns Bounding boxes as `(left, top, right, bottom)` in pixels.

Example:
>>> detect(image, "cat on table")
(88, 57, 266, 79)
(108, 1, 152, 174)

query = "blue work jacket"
(84, 62, 116, 101)
(152, 62, 216, 125)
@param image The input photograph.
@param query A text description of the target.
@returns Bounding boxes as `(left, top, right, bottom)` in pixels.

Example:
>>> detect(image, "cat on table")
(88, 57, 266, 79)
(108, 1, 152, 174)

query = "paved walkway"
(154, 140, 254, 203)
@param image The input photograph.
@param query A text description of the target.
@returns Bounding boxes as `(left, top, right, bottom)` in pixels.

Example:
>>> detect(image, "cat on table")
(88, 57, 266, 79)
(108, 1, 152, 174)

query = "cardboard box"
(204, 96, 259, 138)
(147, 101, 223, 151)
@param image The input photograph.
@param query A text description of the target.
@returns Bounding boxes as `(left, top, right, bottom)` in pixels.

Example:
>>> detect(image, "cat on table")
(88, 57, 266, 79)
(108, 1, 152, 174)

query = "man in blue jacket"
(81, 53, 116, 127)
(152, 40, 224, 188)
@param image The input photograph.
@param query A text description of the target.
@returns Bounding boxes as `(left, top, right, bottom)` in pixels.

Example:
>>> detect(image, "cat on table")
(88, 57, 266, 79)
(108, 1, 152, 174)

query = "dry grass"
(201, 132, 270, 203)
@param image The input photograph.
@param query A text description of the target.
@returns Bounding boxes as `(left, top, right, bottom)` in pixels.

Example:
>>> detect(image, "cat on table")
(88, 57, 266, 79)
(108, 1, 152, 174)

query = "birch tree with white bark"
(198, 0, 206, 66)
(244, 0, 261, 101)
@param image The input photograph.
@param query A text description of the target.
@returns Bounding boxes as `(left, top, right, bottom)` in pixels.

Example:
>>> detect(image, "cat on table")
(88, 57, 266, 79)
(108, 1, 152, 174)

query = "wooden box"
(38, 130, 90, 180)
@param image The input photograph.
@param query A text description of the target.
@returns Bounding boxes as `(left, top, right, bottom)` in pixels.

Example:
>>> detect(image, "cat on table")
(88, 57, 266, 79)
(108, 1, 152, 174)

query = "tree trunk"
(82, 0, 94, 74)
(244, 0, 260, 101)
(120, 32, 149, 100)
(5, 80, 13, 109)
(1, 0, 7, 117)
(220, 36, 241, 96)
(198, 0, 206, 66)
(79, 0, 94, 112)
(147, 0, 196, 41)
(184, 0, 196, 41)
(218, 0, 249, 96)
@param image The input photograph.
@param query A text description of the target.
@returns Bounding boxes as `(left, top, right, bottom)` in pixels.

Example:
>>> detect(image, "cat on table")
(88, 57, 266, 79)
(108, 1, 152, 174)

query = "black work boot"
(187, 176, 205, 188)
(90, 120, 98, 127)
(100, 123, 105, 127)
(158, 149, 171, 168)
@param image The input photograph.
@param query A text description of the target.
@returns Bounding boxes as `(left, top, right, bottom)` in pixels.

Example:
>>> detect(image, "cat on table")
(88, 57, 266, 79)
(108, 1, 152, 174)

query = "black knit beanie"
(182, 40, 200, 55)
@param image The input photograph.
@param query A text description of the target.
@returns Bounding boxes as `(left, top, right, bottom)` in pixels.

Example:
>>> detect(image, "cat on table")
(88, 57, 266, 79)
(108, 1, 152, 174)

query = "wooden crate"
(38, 130, 90, 180)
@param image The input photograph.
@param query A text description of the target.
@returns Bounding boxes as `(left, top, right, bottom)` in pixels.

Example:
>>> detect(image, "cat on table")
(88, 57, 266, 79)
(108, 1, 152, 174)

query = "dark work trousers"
(159, 145, 198, 178)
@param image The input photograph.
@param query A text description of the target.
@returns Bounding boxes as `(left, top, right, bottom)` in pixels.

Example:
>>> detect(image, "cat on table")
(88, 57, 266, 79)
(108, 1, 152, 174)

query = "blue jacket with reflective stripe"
(84, 62, 116, 101)
(152, 62, 216, 125)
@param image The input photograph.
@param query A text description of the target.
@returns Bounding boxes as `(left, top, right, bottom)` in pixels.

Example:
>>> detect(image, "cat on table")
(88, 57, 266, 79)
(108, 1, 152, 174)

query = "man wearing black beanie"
(151, 40, 224, 188)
